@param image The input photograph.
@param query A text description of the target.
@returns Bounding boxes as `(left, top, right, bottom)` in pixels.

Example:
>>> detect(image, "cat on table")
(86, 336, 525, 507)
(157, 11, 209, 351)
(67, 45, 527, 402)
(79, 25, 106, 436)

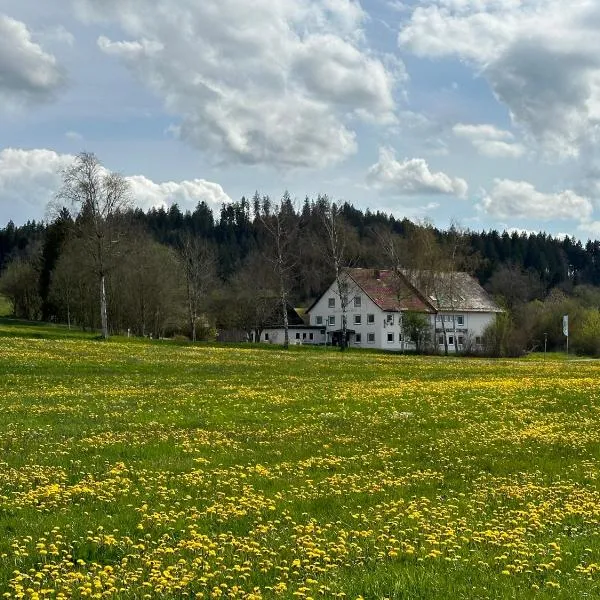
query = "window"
(399, 333, 403, 342)
(328, 315, 336, 326)
(296, 333, 300, 340)
(448, 336, 454, 345)
(265, 333, 269, 341)
(387, 332, 394, 343)
(354, 314, 362, 325)
(475, 336, 482, 345)
(457, 315, 464, 326)
(302, 332, 307, 340)
(328, 297, 335, 308)
(355, 333, 362, 343)
(386, 314, 394, 325)
(354, 296, 362, 308)
(367, 332, 375, 343)
(458, 336, 464, 346)
(438, 335, 444, 345)
(309, 333, 314, 341)
(367, 314, 375, 324)
(316, 316, 323, 325)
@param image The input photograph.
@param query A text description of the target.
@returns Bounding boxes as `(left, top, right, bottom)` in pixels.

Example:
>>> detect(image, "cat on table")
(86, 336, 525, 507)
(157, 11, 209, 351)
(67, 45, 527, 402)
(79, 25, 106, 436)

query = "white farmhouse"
(258, 304, 326, 346)
(306, 268, 502, 352)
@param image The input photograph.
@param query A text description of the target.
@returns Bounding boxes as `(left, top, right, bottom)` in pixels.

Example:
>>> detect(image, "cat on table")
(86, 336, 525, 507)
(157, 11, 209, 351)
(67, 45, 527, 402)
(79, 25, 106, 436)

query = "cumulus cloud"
(366, 147, 468, 197)
(452, 123, 525, 158)
(480, 179, 593, 221)
(126, 176, 231, 213)
(74, 0, 399, 169)
(0, 15, 65, 107)
(399, 1, 600, 158)
(0, 148, 231, 225)
(578, 221, 600, 238)
(453, 123, 513, 142)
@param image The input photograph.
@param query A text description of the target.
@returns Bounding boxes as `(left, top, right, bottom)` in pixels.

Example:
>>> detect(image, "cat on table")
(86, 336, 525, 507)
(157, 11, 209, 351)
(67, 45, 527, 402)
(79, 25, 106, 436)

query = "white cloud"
(480, 179, 593, 221)
(578, 221, 600, 238)
(452, 123, 513, 142)
(74, 0, 399, 169)
(0, 148, 74, 223)
(452, 122, 525, 158)
(399, 1, 600, 158)
(367, 147, 468, 197)
(126, 175, 231, 213)
(36, 25, 75, 47)
(0, 148, 231, 225)
(0, 15, 65, 107)
(473, 140, 525, 159)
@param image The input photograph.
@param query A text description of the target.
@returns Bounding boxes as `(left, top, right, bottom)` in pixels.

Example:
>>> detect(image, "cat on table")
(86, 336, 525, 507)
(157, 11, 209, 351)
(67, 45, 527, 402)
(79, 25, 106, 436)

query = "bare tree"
(0, 255, 42, 320)
(226, 250, 279, 342)
(178, 233, 216, 342)
(258, 193, 298, 349)
(55, 152, 131, 338)
(317, 196, 359, 350)
(394, 224, 453, 354)
(114, 231, 185, 337)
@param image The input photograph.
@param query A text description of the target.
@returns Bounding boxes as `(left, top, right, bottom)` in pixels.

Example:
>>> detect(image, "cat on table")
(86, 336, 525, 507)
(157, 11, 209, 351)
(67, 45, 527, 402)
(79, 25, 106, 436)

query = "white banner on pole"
(563, 314, 569, 337)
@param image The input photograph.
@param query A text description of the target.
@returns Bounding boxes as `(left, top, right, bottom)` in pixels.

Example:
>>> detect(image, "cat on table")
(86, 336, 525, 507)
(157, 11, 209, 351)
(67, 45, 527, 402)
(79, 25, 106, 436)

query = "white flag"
(563, 314, 569, 337)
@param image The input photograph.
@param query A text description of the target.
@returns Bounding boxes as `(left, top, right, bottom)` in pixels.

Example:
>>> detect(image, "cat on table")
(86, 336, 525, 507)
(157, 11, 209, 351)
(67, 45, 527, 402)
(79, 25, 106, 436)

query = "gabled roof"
(401, 270, 503, 313)
(263, 302, 305, 327)
(307, 267, 502, 315)
(346, 268, 435, 313)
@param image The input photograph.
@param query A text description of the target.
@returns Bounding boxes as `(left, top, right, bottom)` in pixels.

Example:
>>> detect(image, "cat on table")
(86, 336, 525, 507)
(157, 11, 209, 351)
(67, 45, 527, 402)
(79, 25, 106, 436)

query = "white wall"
(308, 276, 410, 351)
(432, 311, 498, 351)
(261, 328, 326, 345)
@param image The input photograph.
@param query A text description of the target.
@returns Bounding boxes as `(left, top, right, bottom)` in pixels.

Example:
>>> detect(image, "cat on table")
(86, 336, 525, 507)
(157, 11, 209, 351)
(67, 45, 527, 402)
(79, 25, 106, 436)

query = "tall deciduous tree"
(259, 193, 298, 349)
(317, 196, 358, 350)
(55, 152, 131, 339)
(0, 254, 42, 320)
(178, 233, 216, 342)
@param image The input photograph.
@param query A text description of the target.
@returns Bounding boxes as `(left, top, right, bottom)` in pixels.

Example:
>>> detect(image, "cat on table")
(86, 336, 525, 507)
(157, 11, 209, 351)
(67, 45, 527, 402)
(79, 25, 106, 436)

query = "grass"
(0, 294, 10, 317)
(1, 320, 600, 598)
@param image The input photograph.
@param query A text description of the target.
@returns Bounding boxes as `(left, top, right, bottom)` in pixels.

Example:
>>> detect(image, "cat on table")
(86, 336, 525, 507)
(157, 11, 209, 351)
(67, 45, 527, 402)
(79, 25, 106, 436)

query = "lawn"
(1, 322, 600, 599)
(0, 294, 11, 317)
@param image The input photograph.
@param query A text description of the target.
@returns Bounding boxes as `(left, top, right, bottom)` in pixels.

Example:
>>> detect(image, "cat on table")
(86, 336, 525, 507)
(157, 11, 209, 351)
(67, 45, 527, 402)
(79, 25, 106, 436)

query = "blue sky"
(1, 0, 600, 240)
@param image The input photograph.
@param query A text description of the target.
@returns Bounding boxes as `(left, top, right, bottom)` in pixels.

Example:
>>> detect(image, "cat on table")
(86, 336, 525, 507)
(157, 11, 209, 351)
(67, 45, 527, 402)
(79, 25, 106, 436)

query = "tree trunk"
(440, 315, 448, 356)
(66, 294, 71, 330)
(100, 275, 109, 339)
(452, 315, 459, 353)
(187, 281, 196, 342)
(281, 287, 289, 349)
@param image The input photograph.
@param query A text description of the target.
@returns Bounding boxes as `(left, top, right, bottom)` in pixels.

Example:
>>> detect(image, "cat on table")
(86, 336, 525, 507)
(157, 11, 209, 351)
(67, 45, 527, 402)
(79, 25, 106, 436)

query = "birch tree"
(55, 152, 131, 339)
(259, 193, 298, 349)
(318, 197, 356, 350)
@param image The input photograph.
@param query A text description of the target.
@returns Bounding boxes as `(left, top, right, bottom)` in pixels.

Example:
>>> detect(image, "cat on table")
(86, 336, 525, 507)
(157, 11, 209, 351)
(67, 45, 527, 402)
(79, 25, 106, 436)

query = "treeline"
(2, 154, 600, 354)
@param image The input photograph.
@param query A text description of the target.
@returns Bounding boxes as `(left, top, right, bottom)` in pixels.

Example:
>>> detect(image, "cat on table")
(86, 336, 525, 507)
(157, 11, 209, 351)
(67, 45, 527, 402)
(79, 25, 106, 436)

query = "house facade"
(257, 303, 326, 345)
(306, 268, 502, 352)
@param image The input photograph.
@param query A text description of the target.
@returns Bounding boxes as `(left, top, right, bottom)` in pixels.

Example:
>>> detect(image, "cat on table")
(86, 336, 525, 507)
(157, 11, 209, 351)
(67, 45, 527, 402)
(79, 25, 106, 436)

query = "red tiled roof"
(346, 268, 435, 313)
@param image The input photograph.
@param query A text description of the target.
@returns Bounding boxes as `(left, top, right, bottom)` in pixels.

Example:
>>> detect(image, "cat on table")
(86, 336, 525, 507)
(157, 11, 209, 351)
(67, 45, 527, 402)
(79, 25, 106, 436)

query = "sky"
(2, 0, 600, 239)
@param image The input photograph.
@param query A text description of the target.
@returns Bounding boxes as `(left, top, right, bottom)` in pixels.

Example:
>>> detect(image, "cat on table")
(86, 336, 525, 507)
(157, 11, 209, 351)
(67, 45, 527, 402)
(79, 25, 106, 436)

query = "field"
(0, 295, 11, 317)
(1, 322, 600, 599)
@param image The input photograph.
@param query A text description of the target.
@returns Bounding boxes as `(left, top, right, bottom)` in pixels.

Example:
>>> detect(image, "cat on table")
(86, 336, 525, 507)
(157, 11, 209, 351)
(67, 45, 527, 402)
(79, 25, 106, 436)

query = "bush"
(483, 313, 527, 357)
(571, 309, 600, 356)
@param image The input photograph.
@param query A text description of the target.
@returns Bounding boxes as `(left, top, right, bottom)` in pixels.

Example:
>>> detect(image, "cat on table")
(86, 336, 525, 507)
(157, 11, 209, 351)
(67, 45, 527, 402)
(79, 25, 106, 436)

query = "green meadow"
(1, 320, 600, 599)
